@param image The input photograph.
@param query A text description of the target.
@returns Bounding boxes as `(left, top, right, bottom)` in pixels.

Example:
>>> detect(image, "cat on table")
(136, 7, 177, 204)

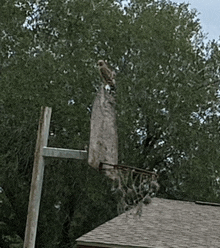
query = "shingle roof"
(76, 197, 220, 248)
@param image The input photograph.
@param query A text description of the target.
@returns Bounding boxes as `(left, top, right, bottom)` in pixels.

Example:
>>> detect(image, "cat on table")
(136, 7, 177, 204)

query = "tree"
(1, 0, 123, 246)
(1, 0, 220, 247)
(116, 0, 220, 201)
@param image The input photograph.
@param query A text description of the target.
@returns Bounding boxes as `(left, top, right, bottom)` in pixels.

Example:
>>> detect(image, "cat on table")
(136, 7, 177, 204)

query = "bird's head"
(97, 60, 105, 66)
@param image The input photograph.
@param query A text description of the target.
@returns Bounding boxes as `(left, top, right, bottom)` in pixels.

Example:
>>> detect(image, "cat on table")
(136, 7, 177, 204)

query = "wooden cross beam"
(42, 147, 87, 160)
(23, 107, 87, 248)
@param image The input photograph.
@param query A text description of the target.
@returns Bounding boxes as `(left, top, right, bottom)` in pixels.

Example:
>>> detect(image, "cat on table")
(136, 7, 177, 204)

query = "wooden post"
(23, 107, 52, 248)
(23, 106, 88, 248)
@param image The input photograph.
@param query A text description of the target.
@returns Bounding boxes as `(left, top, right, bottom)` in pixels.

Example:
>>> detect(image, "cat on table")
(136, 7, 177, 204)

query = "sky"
(171, 0, 220, 42)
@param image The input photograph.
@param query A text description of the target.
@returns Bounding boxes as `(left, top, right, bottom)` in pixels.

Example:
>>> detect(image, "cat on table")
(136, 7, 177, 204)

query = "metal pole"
(23, 107, 52, 248)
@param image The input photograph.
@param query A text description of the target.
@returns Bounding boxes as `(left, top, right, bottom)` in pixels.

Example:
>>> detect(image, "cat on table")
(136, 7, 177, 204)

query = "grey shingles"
(76, 198, 220, 248)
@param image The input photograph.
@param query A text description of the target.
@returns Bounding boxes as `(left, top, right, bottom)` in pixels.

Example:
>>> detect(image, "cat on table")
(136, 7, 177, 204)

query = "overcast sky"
(171, 0, 220, 42)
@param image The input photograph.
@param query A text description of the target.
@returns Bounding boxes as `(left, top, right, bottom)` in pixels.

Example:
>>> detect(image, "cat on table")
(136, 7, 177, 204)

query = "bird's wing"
(100, 67, 112, 84)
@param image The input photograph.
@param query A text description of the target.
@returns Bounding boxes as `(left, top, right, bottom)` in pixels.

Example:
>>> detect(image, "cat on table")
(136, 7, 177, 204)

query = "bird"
(97, 60, 116, 90)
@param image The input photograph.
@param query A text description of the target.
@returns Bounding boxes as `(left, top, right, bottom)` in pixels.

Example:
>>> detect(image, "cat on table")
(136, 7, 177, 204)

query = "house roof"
(76, 197, 220, 248)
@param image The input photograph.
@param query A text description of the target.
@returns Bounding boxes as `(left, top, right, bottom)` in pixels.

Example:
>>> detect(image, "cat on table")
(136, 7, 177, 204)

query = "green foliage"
(1, 0, 220, 247)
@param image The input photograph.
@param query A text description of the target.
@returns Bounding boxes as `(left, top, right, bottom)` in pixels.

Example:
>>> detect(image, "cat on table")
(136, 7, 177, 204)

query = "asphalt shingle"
(76, 198, 220, 248)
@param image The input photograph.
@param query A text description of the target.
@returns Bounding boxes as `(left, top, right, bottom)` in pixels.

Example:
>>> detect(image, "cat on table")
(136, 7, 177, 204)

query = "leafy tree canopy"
(1, 0, 220, 247)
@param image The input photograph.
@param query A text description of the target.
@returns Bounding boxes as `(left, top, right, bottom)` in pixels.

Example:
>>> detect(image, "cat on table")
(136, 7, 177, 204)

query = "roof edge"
(195, 201, 220, 207)
(76, 240, 150, 248)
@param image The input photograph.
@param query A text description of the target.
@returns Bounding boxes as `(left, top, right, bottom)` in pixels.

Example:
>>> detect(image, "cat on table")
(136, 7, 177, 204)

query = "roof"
(76, 197, 220, 248)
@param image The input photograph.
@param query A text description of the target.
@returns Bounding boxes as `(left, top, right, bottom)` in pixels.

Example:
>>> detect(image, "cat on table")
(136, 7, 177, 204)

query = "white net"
(100, 162, 159, 215)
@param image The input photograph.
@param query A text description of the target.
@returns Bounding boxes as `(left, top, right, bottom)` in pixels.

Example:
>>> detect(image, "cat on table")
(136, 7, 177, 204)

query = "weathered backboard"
(88, 86, 118, 179)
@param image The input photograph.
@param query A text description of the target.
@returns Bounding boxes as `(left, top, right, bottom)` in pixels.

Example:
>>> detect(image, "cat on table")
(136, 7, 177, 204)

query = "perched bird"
(97, 60, 116, 90)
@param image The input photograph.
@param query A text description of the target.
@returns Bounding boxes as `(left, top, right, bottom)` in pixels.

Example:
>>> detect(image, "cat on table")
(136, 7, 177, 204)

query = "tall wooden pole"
(23, 107, 52, 248)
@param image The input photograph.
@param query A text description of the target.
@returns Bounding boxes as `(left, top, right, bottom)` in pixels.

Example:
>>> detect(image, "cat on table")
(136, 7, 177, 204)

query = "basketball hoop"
(99, 162, 158, 177)
(99, 162, 159, 215)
